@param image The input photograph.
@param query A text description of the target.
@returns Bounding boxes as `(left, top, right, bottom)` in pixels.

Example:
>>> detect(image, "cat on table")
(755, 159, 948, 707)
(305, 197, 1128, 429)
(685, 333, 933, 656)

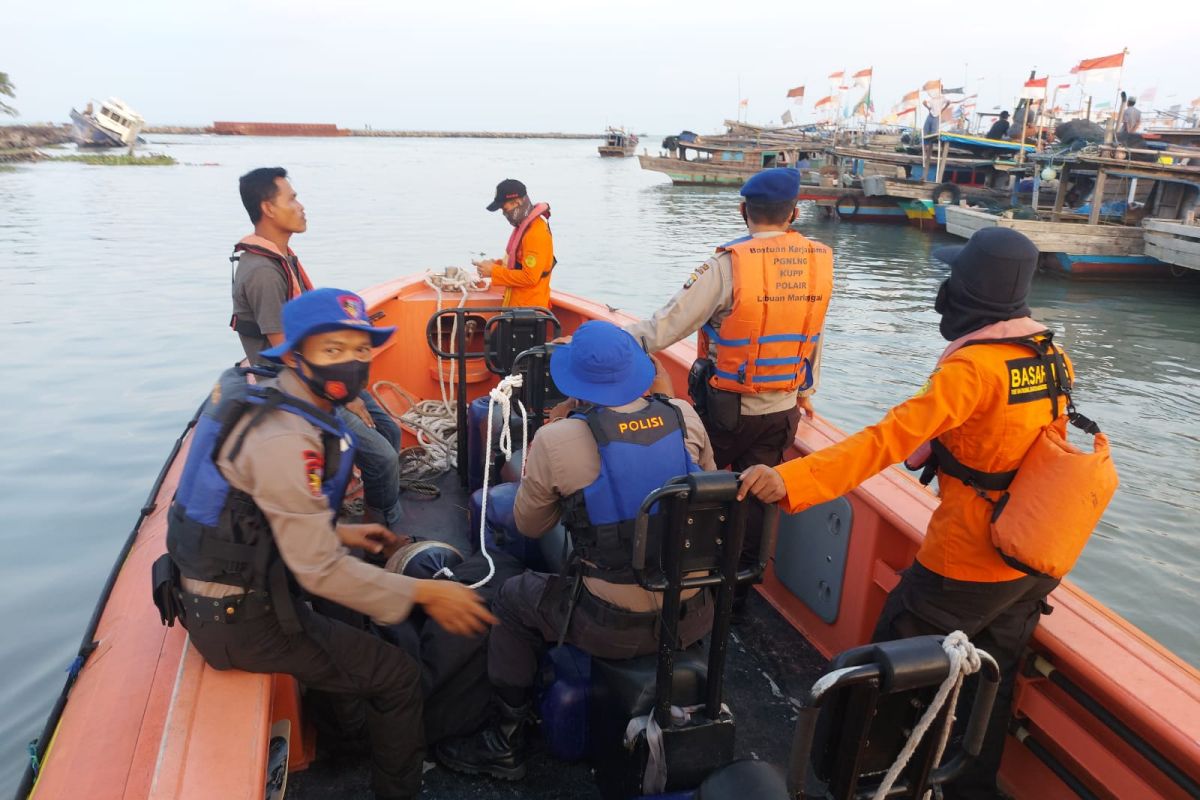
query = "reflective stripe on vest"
(700, 230, 833, 394)
(565, 397, 700, 582)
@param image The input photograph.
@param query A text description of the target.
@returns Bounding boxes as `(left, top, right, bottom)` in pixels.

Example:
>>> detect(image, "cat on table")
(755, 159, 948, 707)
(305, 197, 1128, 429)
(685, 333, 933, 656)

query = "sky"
(2, 0, 1195, 133)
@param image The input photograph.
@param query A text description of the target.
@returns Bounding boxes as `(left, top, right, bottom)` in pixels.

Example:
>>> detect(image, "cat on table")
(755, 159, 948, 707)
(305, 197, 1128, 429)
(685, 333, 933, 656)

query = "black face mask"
(295, 355, 369, 404)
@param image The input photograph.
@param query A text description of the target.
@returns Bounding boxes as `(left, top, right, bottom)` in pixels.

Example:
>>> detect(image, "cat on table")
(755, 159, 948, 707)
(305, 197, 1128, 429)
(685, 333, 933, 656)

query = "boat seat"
(151, 641, 313, 800)
(695, 635, 1001, 800)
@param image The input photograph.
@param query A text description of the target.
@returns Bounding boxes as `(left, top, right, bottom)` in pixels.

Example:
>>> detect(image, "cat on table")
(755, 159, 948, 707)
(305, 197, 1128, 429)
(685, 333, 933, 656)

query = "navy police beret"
(740, 167, 801, 203)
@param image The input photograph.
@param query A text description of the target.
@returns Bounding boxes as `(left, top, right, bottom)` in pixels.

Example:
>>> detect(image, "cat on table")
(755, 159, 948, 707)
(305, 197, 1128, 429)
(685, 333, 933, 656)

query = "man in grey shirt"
(1119, 97, 1142, 137)
(232, 167, 405, 530)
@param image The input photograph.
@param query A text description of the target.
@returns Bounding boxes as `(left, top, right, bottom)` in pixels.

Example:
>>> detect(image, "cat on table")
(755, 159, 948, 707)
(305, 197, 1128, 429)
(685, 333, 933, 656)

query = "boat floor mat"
(287, 589, 827, 799)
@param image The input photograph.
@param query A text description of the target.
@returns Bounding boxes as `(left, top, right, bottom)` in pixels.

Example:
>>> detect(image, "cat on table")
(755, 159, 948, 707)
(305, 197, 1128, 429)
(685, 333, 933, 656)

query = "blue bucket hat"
(550, 321, 655, 407)
(740, 167, 801, 203)
(259, 288, 395, 362)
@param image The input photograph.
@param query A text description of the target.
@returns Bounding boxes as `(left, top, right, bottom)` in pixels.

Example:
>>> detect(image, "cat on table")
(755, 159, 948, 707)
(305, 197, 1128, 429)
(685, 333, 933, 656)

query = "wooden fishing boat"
(598, 127, 639, 157)
(19, 278, 1200, 799)
(640, 130, 826, 187)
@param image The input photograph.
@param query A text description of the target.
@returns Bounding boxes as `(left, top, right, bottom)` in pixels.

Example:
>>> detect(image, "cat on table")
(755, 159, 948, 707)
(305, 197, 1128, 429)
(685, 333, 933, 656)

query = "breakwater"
(142, 125, 602, 139)
(0, 124, 71, 162)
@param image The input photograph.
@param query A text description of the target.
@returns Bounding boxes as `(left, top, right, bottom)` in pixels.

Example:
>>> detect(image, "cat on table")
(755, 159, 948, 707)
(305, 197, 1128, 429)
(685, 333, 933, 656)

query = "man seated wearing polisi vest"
(473, 178, 556, 309)
(435, 321, 717, 780)
(625, 167, 833, 583)
(229, 167, 405, 532)
(739, 229, 1083, 800)
(159, 288, 496, 800)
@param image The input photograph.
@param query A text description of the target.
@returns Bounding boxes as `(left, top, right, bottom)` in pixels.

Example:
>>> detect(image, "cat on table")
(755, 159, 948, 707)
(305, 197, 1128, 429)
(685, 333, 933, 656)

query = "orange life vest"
(924, 334, 1117, 580)
(504, 202, 555, 278)
(698, 231, 833, 394)
(229, 236, 315, 335)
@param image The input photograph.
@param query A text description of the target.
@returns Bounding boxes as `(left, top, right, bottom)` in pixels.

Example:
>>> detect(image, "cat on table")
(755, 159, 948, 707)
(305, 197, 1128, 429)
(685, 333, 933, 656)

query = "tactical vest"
(562, 397, 701, 583)
(165, 364, 355, 630)
(699, 230, 833, 394)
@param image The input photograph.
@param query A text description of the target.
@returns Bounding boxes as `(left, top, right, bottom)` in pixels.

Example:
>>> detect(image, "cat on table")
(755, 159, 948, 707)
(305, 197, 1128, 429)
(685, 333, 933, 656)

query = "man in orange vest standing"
(474, 179, 556, 309)
(625, 167, 833, 581)
(229, 167, 405, 531)
(739, 228, 1068, 799)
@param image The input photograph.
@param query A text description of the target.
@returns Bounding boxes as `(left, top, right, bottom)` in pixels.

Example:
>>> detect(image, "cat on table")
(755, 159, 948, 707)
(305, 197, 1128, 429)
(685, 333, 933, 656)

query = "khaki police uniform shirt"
(624, 230, 822, 416)
(513, 397, 716, 613)
(181, 370, 417, 625)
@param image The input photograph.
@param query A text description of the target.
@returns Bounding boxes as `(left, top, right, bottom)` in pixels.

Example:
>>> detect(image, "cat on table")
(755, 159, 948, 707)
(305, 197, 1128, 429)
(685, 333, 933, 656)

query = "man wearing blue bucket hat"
(625, 167, 834, 588)
(436, 321, 717, 780)
(162, 288, 496, 800)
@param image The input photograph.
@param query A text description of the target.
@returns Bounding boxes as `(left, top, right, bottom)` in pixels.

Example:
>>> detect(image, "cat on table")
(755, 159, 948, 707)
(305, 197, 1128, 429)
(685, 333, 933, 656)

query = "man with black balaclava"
(473, 178, 556, 309)
(163, 288, 497, 800)
(739, 228, 1071, 799)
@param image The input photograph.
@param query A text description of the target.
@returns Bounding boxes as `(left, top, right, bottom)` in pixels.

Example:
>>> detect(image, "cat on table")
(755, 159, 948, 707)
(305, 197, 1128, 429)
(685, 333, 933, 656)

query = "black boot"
(435, 697, 531, 781)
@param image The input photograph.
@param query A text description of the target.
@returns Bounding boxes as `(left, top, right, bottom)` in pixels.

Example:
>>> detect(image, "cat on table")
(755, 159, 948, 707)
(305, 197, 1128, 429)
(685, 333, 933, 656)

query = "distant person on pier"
(229, 166, 405, 532)
(473, 178, 556, 309)
(1119, 97, 1142, 139)
(985, 110, 1010, 140)
(623, 167, 833, 597)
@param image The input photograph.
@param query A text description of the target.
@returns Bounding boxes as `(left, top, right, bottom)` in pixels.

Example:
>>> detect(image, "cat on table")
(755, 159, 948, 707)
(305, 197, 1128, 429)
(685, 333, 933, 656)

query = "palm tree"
(0, 72, 17, 116)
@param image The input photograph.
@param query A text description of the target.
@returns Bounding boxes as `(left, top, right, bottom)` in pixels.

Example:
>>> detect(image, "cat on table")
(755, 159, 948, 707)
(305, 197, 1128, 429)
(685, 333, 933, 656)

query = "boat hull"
(24, 276, 1200, 800)
(68, 109, 124, 148)
(638, 153, 757, 186)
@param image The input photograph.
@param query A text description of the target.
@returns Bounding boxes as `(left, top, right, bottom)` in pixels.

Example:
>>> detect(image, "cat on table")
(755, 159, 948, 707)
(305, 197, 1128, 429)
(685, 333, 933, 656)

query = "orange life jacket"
(916, 333, 1117, 581)
(229, 235, 315, 335)
(925, 334, 1117, 579)
(505, 203, 556, 280)
(698, 231, 833, 394)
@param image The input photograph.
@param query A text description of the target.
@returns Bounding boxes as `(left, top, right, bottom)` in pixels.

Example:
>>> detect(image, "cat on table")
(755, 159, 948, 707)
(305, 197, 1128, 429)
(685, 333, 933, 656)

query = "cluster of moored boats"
(638, 114, 1200, 281)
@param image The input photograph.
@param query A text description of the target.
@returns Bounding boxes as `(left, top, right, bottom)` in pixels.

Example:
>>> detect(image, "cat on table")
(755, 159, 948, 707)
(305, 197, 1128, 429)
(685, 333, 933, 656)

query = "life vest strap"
(929, 439, 1017, 492)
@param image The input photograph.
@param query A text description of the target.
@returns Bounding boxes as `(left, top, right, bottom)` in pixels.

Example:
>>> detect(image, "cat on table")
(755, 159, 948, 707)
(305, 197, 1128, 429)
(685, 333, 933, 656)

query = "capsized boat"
(68, 98, 145, 148)
(19, 277, 1200, 799)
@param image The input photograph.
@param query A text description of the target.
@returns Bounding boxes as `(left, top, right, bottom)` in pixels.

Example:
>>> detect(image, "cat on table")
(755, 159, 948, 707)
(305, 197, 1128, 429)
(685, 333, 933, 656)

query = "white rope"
(424, 267, 489, 414)
(471, 373, 528, 589)
(871, 631, 983, 800)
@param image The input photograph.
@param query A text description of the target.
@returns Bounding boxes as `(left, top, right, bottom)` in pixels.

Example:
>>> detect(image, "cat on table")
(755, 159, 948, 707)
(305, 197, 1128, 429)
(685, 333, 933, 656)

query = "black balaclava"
(932, 227, 1039, 341)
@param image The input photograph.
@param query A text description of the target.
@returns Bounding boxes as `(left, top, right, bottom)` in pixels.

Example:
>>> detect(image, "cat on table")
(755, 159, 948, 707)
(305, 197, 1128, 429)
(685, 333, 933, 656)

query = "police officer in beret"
(625, 167, 835, 579)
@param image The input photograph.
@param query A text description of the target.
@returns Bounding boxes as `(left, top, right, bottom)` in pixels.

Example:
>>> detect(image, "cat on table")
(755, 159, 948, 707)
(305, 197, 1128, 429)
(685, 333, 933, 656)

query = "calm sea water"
(1, 135, 1198, 792)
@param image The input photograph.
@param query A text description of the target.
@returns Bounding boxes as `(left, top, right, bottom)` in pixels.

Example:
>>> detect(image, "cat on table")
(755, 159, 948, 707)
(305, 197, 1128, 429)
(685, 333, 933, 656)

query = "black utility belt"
(179, 589, 275, 625)
(577, 584, 709, 630)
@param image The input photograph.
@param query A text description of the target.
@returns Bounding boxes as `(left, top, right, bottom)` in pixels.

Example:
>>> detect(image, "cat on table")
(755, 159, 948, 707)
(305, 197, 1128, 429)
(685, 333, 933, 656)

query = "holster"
(151, 553, 184, 627)
(688, 357, 741, 432)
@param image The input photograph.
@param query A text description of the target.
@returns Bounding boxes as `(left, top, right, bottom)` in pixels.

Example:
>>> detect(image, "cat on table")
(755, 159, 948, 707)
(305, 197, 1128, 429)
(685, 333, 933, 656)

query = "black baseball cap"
(487, 178, 527, 212)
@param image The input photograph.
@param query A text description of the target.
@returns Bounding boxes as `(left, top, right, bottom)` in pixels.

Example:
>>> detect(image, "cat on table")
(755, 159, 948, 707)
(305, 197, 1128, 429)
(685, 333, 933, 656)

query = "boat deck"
(288, 469, 828, 799)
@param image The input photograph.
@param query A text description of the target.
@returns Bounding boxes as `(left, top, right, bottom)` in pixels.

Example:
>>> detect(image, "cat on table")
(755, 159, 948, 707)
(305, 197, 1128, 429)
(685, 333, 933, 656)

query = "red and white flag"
(1021, 76, 1048, 100)
(814, 95, 834, 109)
(738, 98, 749, 108)
(902, 90, 919, 103)
(852, 67, 872, 87)
(786, 85, 805, 99)
(1074, 51, 1126, 88)
(923, 79, 943, 95)
(828, 70, 844, 80)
